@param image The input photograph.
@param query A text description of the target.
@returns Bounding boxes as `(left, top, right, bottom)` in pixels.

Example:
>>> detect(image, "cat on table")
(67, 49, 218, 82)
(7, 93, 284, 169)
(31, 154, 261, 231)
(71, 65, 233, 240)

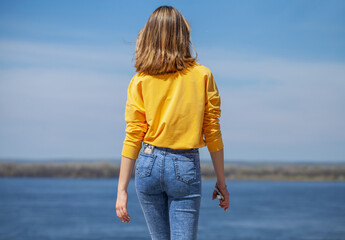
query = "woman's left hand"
(212, 183, 230, 212)
(116, 190, 130, 223)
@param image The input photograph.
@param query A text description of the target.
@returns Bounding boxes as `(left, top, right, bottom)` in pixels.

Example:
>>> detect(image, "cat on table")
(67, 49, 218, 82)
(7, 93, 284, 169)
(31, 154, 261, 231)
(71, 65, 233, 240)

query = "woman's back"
(122, 62, 224, 160)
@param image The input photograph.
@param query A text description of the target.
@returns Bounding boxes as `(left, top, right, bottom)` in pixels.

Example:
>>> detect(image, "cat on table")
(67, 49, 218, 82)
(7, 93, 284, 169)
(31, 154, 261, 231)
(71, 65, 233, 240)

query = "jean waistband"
(142, 142, 199, 154)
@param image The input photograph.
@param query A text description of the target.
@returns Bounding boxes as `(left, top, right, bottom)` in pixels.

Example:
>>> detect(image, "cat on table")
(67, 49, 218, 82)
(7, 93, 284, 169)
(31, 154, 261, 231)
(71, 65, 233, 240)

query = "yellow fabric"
(121, 62, 224, 159)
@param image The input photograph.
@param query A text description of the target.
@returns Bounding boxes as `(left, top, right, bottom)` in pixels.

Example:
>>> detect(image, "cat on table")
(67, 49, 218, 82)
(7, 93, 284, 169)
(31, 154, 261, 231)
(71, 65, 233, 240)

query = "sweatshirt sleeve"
(121, 75, 148, 159)
(203, 72, 224, 152)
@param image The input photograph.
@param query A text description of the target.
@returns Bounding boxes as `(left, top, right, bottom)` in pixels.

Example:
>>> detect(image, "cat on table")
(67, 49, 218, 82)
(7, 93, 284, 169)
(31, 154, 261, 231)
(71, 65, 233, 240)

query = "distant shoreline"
(0, 161, 344, 181)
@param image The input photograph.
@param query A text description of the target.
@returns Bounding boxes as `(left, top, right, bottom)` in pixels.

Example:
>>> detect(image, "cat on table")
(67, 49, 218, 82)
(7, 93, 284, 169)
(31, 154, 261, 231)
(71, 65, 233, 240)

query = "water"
(0, 178, 344, 240)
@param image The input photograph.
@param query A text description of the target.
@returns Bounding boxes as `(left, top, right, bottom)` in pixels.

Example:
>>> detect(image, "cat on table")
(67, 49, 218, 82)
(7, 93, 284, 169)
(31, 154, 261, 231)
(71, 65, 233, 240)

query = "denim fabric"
(135, 142, 202, 240)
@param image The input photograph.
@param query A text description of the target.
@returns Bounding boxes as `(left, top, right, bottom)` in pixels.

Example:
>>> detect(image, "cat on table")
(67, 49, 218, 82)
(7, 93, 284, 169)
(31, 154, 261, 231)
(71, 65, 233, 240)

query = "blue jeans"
(135, 142, 202, 240)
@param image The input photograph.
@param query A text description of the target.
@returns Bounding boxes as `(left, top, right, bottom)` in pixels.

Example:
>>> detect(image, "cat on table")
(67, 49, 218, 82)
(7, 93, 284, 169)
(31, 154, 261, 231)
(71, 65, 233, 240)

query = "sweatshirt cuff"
(121, 143, 141, 160)
(206, 138, 224, 152)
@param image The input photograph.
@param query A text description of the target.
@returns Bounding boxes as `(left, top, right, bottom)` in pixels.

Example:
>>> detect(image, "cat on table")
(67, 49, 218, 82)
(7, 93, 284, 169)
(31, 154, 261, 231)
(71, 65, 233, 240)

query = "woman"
(116, 5, 230, 240)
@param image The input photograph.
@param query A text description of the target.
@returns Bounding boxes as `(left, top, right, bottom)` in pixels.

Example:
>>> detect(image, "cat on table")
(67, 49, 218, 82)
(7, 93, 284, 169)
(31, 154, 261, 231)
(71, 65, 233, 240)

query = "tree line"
(0, 161, 344, 181)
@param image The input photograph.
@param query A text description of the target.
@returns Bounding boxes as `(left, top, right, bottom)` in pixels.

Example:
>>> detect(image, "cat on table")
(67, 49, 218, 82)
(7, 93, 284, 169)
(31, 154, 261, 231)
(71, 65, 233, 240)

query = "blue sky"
(0, 0, 344, 162)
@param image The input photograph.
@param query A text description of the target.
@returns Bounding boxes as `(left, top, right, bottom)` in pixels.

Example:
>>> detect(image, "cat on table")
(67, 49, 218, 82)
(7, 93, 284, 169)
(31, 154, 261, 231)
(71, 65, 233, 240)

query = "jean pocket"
(136, 152, 157, 178)
(173, 154, 197, 183)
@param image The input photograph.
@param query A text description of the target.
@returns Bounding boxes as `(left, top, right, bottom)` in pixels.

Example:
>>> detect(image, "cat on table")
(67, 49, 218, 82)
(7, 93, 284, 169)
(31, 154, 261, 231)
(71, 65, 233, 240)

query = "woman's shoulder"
(191, 62, 213, 77)
(129, 72, 150, 83)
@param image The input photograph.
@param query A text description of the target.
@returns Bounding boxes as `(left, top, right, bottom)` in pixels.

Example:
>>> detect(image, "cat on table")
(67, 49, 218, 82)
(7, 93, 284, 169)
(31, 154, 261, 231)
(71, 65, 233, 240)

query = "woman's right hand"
(116, 190, 130, 223)
(212, 182, 230, 212)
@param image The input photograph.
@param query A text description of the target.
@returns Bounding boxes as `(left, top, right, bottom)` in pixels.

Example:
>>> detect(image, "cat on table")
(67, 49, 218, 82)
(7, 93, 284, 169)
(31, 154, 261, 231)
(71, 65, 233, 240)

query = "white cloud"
(0, 39, 135, 70)
(197, 48, 345, 160)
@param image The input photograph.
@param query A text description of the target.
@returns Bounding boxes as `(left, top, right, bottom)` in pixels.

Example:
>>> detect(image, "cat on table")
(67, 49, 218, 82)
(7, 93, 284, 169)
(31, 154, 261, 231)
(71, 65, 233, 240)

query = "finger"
(123, 207, 131, 222)
(123, 209, 130, 219)
(219, 203, 226, 208)
(220, 204, 228, 210)
(219, 199, 226, 206)
(221, 204, 228, 209)
(122, 208, 130, 222)
(116, 208, 122, 220)
(212, 190, 217, 200)
(123, 215, 130, 223)
(219, 201, 228, 208)
(117, 208, 124, 222)
(119, 208, 127, 223)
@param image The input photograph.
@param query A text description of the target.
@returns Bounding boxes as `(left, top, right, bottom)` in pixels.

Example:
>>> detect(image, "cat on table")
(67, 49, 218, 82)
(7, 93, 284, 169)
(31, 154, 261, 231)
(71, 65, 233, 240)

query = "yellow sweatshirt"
(121, 62, 224, 159)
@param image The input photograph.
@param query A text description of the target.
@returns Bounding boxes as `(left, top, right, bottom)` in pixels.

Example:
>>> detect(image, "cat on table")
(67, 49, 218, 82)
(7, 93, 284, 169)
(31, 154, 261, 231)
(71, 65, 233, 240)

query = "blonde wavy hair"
(135, 6, 197, 75)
